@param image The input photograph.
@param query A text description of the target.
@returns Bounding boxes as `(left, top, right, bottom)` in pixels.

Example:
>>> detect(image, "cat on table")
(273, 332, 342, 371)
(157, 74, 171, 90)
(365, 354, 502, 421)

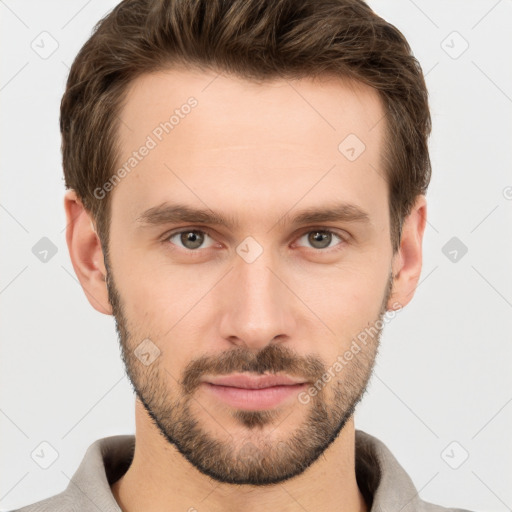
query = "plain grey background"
(1, 1, 511, 511)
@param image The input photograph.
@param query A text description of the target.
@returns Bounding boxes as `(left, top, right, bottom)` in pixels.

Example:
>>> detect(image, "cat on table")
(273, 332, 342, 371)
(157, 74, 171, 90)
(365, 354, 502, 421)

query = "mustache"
(181, 343, 325, 395)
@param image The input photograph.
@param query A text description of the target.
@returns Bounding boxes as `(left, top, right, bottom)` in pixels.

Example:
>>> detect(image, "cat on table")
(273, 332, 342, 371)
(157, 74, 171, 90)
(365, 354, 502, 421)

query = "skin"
(64, 67, 426, 512)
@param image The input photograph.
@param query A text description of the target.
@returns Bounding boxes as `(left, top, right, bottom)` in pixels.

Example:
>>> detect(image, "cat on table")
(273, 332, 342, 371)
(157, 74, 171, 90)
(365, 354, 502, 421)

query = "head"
(63, 0, 430, 486)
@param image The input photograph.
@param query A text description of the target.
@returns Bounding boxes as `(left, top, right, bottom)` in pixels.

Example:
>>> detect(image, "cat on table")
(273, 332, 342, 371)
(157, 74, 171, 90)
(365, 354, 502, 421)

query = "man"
(14, 0, 474, 511)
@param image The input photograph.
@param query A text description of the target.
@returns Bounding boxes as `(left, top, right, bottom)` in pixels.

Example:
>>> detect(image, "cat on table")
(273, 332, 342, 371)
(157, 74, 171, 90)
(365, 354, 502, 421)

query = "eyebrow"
(135, 201, 371, 230)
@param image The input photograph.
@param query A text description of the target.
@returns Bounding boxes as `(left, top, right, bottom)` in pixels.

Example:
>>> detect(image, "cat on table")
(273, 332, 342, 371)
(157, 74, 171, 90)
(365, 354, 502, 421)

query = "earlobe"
(386, 195, 427, 310)
(64, 189, 113, 315)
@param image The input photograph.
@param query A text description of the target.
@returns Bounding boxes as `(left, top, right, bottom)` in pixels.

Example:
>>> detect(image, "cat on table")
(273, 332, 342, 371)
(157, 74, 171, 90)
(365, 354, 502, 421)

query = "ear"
(387, 194, 427, 310)
(64, 189, 112, 315)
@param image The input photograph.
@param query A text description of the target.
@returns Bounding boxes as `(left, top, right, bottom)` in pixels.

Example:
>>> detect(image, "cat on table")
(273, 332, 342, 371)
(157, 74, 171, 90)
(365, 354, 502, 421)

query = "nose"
(218, 250, 297, 351)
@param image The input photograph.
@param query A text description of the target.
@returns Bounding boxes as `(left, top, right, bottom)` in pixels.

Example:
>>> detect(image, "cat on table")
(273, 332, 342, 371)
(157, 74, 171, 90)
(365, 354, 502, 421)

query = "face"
(104, 68, 398, 485)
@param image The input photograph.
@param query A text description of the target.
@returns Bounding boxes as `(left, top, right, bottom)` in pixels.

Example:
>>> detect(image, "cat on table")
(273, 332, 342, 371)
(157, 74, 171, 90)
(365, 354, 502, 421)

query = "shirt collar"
(48, 429, 426, 512)
(355, 429, 424, 511)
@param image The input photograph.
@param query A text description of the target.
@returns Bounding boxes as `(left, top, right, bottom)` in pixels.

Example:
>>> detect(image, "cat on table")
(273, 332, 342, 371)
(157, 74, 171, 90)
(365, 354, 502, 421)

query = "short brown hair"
(60, 0, 431, 257)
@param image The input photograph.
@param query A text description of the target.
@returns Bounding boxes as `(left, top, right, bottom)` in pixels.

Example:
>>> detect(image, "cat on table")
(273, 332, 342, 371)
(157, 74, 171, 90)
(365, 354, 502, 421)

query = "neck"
(111, 399, 367, 512)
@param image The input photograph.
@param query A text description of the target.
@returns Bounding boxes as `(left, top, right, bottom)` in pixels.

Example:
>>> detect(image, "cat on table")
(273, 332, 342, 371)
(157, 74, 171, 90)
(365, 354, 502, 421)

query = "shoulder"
(9, 488, 120, 512)
(8, 490, 78, 512)
(419, 503, 477, 512)
(8, 435, 131, 512)
(355, 429, 478, 512)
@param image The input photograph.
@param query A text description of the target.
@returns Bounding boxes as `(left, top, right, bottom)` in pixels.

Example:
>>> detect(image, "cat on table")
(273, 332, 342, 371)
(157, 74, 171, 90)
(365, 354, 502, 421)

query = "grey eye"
(168, 230, 214, 250)
(298, 230, 343, 250)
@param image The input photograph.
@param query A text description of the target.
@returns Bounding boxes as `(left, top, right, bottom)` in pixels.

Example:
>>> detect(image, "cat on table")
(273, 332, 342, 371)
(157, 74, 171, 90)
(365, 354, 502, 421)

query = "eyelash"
(161, 227, 348, 254)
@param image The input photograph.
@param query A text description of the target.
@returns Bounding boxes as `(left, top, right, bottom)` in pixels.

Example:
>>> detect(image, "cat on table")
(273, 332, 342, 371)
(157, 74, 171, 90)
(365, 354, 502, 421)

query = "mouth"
(203, 373, 308, 389)
(201, 373, 309, 410)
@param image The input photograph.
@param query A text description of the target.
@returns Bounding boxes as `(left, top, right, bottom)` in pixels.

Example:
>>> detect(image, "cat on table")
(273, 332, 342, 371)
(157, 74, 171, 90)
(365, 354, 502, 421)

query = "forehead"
(119, 67, 385, 147)
(113, 67, 388, 227)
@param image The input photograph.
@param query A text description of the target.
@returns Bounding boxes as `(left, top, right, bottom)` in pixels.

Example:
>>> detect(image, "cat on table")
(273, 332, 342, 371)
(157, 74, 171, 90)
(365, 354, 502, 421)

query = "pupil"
(310, 231, 330, 249)
(182, 231, 203, 249)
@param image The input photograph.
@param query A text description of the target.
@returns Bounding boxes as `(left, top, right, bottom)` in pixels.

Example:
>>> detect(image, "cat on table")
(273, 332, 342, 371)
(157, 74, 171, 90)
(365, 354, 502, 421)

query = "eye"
(165, 229, 216, 250)
(163, 227, 347, 253)
(295, 229, 346, 251)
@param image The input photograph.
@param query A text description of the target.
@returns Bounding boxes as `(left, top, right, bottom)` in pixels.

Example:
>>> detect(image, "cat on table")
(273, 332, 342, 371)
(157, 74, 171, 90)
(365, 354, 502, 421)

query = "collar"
(24, 429, 446, 511)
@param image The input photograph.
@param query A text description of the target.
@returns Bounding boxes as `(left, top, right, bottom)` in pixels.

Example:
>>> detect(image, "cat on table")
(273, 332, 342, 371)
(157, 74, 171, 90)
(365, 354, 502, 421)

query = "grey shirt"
(12, 429, 474, 512)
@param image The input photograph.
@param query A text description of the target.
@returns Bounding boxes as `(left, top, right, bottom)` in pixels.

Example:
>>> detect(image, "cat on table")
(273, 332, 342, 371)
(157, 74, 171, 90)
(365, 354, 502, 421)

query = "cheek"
(114, 264, 213, 368)
(111, 221, 391, 368)
(295, 264, 389, 352)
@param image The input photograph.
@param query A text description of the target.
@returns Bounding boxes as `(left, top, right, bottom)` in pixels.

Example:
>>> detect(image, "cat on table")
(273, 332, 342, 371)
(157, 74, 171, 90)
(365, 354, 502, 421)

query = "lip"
(203, 373, 307, 389)
(201, 373, 308, 410)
